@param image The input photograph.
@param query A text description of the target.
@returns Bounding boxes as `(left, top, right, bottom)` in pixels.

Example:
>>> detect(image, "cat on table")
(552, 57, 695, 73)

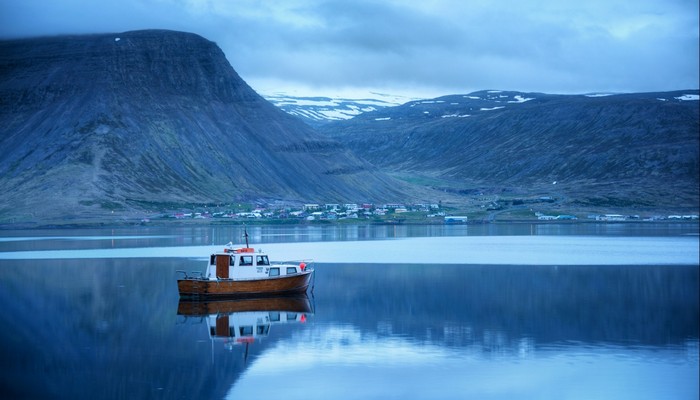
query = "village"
(167, 202, 448, 223)
(535, 212, 699, 222)
(157, 201, 698, 225)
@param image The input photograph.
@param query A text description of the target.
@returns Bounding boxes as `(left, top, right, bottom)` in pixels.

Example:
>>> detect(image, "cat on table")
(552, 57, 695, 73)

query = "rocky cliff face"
(0, 30, 408, 223)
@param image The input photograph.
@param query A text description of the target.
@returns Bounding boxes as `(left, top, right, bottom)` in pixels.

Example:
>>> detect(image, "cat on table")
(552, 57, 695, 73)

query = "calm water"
(0, 223, 698, 399)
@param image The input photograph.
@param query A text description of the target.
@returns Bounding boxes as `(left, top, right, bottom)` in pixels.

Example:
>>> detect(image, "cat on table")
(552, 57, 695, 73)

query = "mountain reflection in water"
(233, 263, 699, 400)
(0, 229, 697, 399)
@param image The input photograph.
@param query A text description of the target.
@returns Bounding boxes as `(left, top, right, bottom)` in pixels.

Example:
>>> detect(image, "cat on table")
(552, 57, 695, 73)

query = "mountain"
(0, 30, 414, 224)
(1, 30, 696, 224)
(318, 90, 700, 211)
(261, 92, 409, 128)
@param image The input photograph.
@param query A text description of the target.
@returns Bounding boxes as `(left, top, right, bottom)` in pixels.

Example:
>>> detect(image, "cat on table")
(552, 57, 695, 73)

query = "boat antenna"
(243, 225, 250, 248)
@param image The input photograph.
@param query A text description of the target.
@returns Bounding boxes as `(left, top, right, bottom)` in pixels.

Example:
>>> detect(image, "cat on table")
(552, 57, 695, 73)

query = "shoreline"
(1, 216, 698, 231)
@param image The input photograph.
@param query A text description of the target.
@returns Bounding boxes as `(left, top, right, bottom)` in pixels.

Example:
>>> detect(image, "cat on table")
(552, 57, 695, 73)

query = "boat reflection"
(177, 295, 313, 347)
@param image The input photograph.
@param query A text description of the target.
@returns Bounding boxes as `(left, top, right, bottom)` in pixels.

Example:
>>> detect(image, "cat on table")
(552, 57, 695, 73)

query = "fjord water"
(0, 223, 698, 399)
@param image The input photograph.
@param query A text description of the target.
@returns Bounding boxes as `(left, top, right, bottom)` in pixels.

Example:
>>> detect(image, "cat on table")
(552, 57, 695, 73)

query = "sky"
(1, 0, 698, 99)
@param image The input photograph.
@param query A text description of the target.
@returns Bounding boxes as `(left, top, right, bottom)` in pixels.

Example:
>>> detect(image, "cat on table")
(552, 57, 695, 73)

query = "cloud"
(1, 0, 697, 97)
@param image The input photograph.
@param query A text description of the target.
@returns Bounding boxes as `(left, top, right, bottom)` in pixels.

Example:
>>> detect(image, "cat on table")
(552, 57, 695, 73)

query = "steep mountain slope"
(0, 30, 411, 223)
(319, 90, 699, 210)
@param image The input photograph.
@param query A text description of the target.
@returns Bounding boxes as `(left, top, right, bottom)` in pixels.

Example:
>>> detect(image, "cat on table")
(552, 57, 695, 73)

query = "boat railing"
(271, 259, 314, 270)
(176, 270, 205, 279)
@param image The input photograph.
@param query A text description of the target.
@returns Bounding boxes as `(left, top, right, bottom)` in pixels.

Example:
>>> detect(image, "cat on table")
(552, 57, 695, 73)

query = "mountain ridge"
(1, 30, 697, 225)
(0, 30, 415, 224)
(316, 89, 699, 212)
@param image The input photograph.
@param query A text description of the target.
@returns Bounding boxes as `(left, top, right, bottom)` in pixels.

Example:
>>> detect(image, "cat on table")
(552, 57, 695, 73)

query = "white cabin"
(205, 247, 306, 280)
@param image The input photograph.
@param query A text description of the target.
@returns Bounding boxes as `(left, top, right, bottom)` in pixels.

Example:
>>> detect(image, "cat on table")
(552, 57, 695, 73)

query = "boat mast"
(243, 225, 250, 248)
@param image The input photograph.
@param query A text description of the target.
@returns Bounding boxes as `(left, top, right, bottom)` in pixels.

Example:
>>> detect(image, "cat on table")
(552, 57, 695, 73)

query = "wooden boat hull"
(177, 294, 313, 316)
(177, 270, 313, 298)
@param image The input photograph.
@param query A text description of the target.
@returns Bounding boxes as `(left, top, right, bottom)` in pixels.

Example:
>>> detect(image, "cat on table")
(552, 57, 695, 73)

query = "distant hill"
(318, 90, 700, 212)
(0, 30, 415, 224)
(261, 92, 409, 128)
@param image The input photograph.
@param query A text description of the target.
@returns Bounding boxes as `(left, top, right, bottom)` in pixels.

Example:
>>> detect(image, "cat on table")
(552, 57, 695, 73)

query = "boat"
(177, 230, 314, 299)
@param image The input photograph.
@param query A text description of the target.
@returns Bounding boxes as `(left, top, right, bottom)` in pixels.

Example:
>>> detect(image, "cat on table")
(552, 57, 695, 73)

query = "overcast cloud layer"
(1, 0, 698, 98)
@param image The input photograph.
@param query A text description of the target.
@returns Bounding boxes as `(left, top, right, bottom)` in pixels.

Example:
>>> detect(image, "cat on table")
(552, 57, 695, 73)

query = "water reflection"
(3, 235, 697, 265)
(314, 264, 699, 346)
(233, 325, 698, 400)
(226, 263, 699, 399)
(1, 222, 696, 254)
(0, 226, 697, 399)
(177, 295, 313, 351)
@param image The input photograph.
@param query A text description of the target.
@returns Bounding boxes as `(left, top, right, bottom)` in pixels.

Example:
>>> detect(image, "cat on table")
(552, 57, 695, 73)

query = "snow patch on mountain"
(508, 95, 534, 103)
(480, 106, 506, 111)
(261, 91, 415, 125)
(263, 90, 545, 125)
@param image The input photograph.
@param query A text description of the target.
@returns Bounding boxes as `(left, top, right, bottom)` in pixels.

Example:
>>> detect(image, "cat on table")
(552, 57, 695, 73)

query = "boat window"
(286, 313, 298, 321)
(257, 325, 270, 335)
(286, 267, 297, 275)
(239, 326, 253, 336)
(269, 267, 280, 277)
(240, 256, 253, 266)
(229, 256, 234, 266)
(269, 312, 280, 322)
(210, 255, 215, 265)
(256, 255, 269, 266)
